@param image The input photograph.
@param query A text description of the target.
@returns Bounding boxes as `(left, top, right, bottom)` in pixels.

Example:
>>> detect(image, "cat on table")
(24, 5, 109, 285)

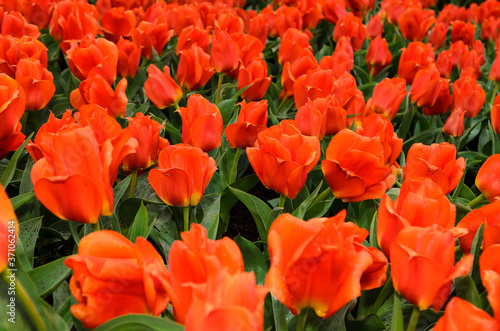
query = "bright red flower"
(177, 94, 223, 152)
(210, 29, 239, 74)
(366, 36, 392, 77)
(177, 45, 214, 92)
(433, 297, 499, 331)
(224, 100, 268, 149)
(429, 22, 448, 50)
(0, 74, 25, 142)
(64, 230, 170, 329)
(490, 55, 500, 82)
(49, 0, 100, 45)
(14, 59, 54, 111)
(443, 108, 465, 138)
(492, 94, 500, 136)
(237, 58, 271, 102)
(100, 7, 137, 43)
(364, 78, 407, 120)
(333, 12, 367, 52)
(295, 95, 346, 140)
(476, 154, 500, 202)
(410, 67, 450, 111)
(273, 5, 303, 37)
(116, 38, 141, 78)
(247, 120, 320, 199)
(1, 11, 40, 39)
(266, 211, 388, 318)
(451, 21, 476, 46)
(435, 51, 452, 78)
(132, 19, 173, 60)
(278, 28, 312, 65)
(367, 12, 383, 39)
(452, 71, 486, 118)
(144, 64, 183, 109)
(398, 5, 435, 42)
(281, 49, 318, 97)
(397, 41, 435, 84)
(176, 26, 210, 55)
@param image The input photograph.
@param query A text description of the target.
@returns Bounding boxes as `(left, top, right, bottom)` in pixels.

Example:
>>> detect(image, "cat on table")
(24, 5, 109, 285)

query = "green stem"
(21, 112, 28, 134)
(407, 306, 420, 331)
(229, 148, 242, 184)
(428, 115, 435, 128)
(275, 96, 289, 115)
(490, 83, 499, 107)
(68, 221, 80, 245)
(296, 309, 309, 331)
(129, 169, 138, 198)
(370, 276, 392, 314)
(466, 194, 484, 209)
(279, 194, 286, 209)
(184, 207, 190, 232)
(369, 66, 375, 82)
(91, 220, 100, 232)
(215, 73, 223, 104)
(2, 270, 47, 331)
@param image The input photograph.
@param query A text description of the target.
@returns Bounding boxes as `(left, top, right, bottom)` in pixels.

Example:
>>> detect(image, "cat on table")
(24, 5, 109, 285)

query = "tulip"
(410, 68, 448, 109)
(366, 12, 383, 39)
(2, 11, 40, 39)
(210, 29, 240, 74)
(397, 5, 435, 42)
(365, 36, 392, 77)
(322, 129, 394, 202)
(428, 22, 448, 50)
(15, 59, 55, 111)
(166, 224, 244, 324)
(224, 100, 268, 149)
(345, 0, 375, 17)
(148, 144, 217, 207)
(0, 122, 25, 161)
(100, 7, 137, 43)
(404, 143, 465, 194)
(322, 0, 347, 25)
(30, 127, 119, 223)
(476, 154, 500, 202)
(49, 0, 99, 44)
(177, 94, 222, 152)
(278, 28, 312, 65)
(273, 6, 303, 37)
(377, 177, 457, 257)
(433, 297, 499, 331)
(0, 36, 48, 77)
(231, 33, 264, 69)
(295, 96, 346, 140)
(448, 41, 467, 68)
(492, 94, 500, 135)
(319, 49, 353, 79)
(333, 13, 367, 52)
(490, 56, 500, 82)
(166, 4, 203, 36)
(176, 26, 210, 55)
(246, 120, 320, 199)
(391, 226, 473, 311)
(460, 49, 483, 78)
(237, 58, 271, 101)
(266, 211, 388, 318)
(0, 74, 26, 142)
(64, 230, 170, 329)
(443, 108, 465, 138)
(176, 45, 214, 92)
(364, 78, 407, 120)
(397, 42, 435, 84)
(344, 89, 366, 126)
(480, 244, 500, 323)
(293, 69, 335, 109)
(132, 19, 173, 60)
(435, 51, 452, 78)
(482, 16, 500, 41)
(281, 49, 318, 97)
(452, 72, 486, 117)
(19, 0, 52, 29)
(116, 38, 141, 78)
(144, 64, 183, 109)
(121, 113, 170, 172)
(1, 184, 19, 272)
(451, 21, 476, 46)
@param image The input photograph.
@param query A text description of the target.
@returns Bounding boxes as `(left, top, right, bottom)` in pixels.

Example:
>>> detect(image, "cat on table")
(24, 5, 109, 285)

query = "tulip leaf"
(228, 186, 271, 243)
(128, 201, 150, 242)
(272, 296, 289, 331)
(217, 98, 237, 125)
(101, 174, 132, 232)
(0, 132, 33, 188)
(10, 192, 36, 211)
(291, 183, 322, 219)
(470, 223, 485, 288)
(27, 256, 71, 299)
(455, 275, 482, 309)
(19, 216, 43, 268)
(198, 193, 221, 240)
(94, 314, 185, 331)
(20, 157, 35, 194)
(391, 294, 404, 331)
(234, 235, 268, 285)
(346, 313, 386, 331)
(162, 120, 182, 145)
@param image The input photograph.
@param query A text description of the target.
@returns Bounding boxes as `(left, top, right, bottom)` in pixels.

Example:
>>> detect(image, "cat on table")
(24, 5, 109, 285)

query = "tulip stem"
(369, 66, 375, 82)
(184, 207, 190, 232)
(21, 112, 28, 134)
(91, 221, 100, 232)
(279, 194, 286, 209)
(296, 309, 309, 331)
(465, 193, 484, 209)
(491, 83, 499, 107)
(229, 148, 242, 184)
(215, 73, 223, 104)
(129, 169, 138, 198)
(407, 306, 420, 331)
(2, 270, 47, 331)
(275, 96, 289, 115)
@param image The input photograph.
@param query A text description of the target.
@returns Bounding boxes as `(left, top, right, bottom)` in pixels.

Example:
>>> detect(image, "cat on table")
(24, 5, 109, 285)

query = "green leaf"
(198, 193, 221, 240)
(10, 192, 35, 211)
(19, 216, 43, 268)
(470, 223, 485, 288)
(217, 98, 237, 125)
(128, 202, 149, 242)
(347, 313, 386, 331)
(27, 257, 71, 299)
(291, 182, 323, 219)
(94, 314, 184, 331)
(20, 157, 35, 194)
(455, 275, 482, 309)
(101, 174, 132, 232)
(1, 132, 33, 187)
(234, 236, 268, 285)
(391, 294, 404, 331)
(228, 186, 271, 243)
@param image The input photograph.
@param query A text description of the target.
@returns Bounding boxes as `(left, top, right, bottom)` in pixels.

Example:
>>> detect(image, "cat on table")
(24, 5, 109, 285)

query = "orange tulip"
(429, 22, 448, 50)
(281, 49, 318, 97)
(0, 36, 48, 78)
(65, 35, 118, 85)
(476, 154, 500, 202)
(404, 143, 465, 195)
(148, 144, 217, 207)
(19, 0, 52, 29)
(70, 77, 128, 118)
(166, 224, 244, 324)
(322, 129, 394, 202)
(132, 19, 173, 60)
(278, 29, 313, 65)
(232, 32, 264, 68)
(224, 100, 268, 149)
(364, 78, 407, 120)
(365, 36, 392, 77)
(443, 107, 465, 137)
(397, 5, 435, 42)
(273, 5, 303, 37)
(480, 244, 500, 324)
(451, 20, 476, 46)
(293, 69, 335, 109)
(176, 26, 210, 55)
(333, 12, 367, 52)
(452, 71, 486, 117)
(100, 7, 137, 43)
(344, 89, 366, 126)
(0, 74, 26, 142)
(492, 94, 500, 135)
(121, 113, 170, 172)
(319, 47, 354, 79)
(1, 11, 40, 39)
(410, 67, 449, 109)
(237, 58, 271, 101)
(377, 177, 457, 257)
(246, 120, 320, 199)
(390, 226, 473, 311)
(490, 56, 500, 82)
(49, 0, 100, 44)
(166, 4, 203, 36)
(176, 45, 214, 92)
(210, 29, 239, 74)
(367, 12, 383, 39)
(481, 16, 500, 42)
(144, 64, 183, 109)
(397, 41, 435, 84)
(433, 297, 499, 331)
(0, 122, 25, 161)
(1, 184, 18, 272)
(30, 126, 120, 223)
(448, 41, 467, 68)
(435, 51, 452, 78)
(295, 95, 346, 140)
(14, 59, 55, 111)
(64, 230, 170, 329)
(116, 38, 141, 78)
(322, 0, 347, 25)
(266, 211, 388, 318)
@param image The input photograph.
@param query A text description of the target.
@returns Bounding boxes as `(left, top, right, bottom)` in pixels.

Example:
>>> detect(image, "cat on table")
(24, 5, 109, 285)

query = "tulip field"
(3, 0, 500, 330)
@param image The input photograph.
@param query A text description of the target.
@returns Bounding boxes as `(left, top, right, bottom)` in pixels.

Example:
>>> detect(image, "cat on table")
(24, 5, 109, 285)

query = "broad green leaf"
(391, 294, 404, 331)
(27, 257, 71, 299)
(291, 182, 323, 219)
(20, 157, 35, 194)
(455, 275, 481, 309)
(234, 236, 268, 285)
(95, 314, 184, 331)
(128, 202, 149, 242)
(19, 216, 43, 267)
(199, 193, 221, 240)
(347, 313, 386, 331)
(10, 192, 35, 211)
(471, 223, 485, 288)
(228, 186, 271, 243)
(1, 132, 33, 187)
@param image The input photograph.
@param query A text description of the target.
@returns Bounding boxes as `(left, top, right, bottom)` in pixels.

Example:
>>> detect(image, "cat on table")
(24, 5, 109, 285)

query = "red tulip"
(476, 154, 500, 202)
(176, 26, 210, 55)
(1, 11, 40, 39)
(433, 297, 499, 331)
(0, 122, 25, 161)
(367, 12, 383, 39)
(366, 36, 392, 77)
(210, 29, 239, 74)
(100, 7, 137, 43)
(451, 21, 476, 46)
(364, 78, 407, 120)
(144, 64, 183, 109)
(295, 95, 346, 140)
(224, 100, 268, 149)
(397, 42, 435, 84)
(278, 28, 312, 65)
(0, 74, 26, 142)
(452, 71, 486, 118)
(480, 244, 500, 324)
(177, 45, 214, 92)
(49, 0, 100, 44)
(443, 107, 465, 137)
(398, 5, 435, 42)
(237, 58, 271, 101)
(333, 13, 367, 52)
(1, 184, 19, 272)
(116, 38, 141, 78)
(492, 94, 500, 135)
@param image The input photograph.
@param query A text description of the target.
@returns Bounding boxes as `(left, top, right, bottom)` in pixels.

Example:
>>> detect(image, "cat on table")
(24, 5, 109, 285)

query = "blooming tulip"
(476, 154, 500, 202)
(64, 230, 170, 329)
(433, 297, 499, 331)
(452, 71, 486, 117)
(1, 184, 18, 272)
(457, 201, 500, 254)
(148, 144, 217, 207)
(15, 59, 55, 111)
(177, 45, 214, 92)
(398, 42, 435, 84)
(144, 64, 183, 109)
(333, 13, 366, 52)
(224, 100, 268, 149)
(210, 29, 239, 74)
(237, 58, 271, 102)
(49, 0, 99, 45)
(364, 78, 407, 120)
(100, 7, 137, 43)
(116, 38, 141, 78)
(0, 74, 26, 142)
(295, 96, 346, 140)
(397, 5, 435, 42)
(480, 244, 500, 323)
(266, 211, 388, 318)
(246, 120, 320, 199)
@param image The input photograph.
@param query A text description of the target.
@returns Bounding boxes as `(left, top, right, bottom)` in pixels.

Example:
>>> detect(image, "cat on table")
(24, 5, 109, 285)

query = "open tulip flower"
(476, 154, 500, 202)
(480, 244, 500, 323)
(1, 184, 18, 272)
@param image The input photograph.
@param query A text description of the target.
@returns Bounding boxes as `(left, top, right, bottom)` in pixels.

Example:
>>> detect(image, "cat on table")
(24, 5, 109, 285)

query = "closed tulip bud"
(481, 16, 500, 41)
(237, 58, 271, 101)
(429, 22, 448, 50)
(132, 20, 173, 60)
(177, 94, 222, 152)
(144, 64, 183, 109)
(366, 12, 383, 39)
(344, 89, 366, 126)
(489, 56, 500, 82)
(247, 120, 320, 199)
(0, 74, 26, 142)
(64, 230, 170, 329)
(443, 108, 465, 137)
(364, 78, 407, 120)
(366, 36, 392, 77)
(266, 211, 388, 318)
(295, 96, 346, 140)
(210, 29, 239, 74)
(225, 100, 268, 149)
(391, 226, 473, 311)
(116, 38, 141, 78)
(435, 51, 453, 78)
(433, 297, 499, 331)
